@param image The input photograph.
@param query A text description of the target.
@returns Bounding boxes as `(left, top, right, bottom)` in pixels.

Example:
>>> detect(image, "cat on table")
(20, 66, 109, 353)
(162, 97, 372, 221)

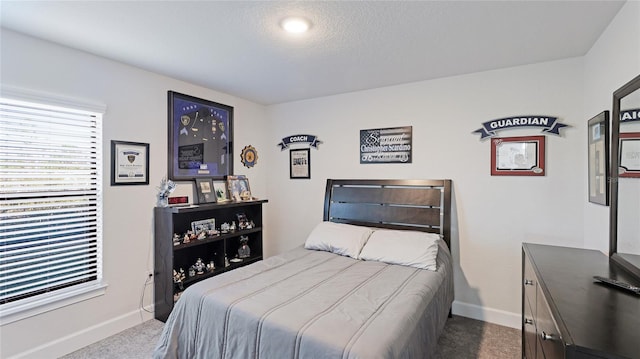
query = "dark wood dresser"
(522, 243, 640, 359)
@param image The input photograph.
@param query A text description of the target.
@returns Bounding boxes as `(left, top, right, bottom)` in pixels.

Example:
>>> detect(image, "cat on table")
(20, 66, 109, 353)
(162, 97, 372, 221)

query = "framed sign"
(588, 111, 610, 205)
(619, 132, 640, 178)
(110, 140, 149, 185)
(491, 136, 545, 176)
(290, 148, 310, 179)
(168, 91, 233, 180)
(360, 126, 412, 164)
(195, 178, 216, 204)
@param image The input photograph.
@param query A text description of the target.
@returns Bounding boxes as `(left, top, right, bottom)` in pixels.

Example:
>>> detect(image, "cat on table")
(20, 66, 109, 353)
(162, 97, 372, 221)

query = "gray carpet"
(60, 315, 520, 358)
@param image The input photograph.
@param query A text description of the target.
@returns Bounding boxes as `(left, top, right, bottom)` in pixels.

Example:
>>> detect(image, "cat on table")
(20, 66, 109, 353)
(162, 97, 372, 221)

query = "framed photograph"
(191, 218, 215, 234)
(588, 111, 610, 205)
(619, 132, 640, 178)
(213, 180, 229, 202)
(290, 148, 311, 179)
(195, 178, 216, 204)
(491, 136, 545, 176)
(168, 91, 233, 181)
(110, 140, 149, 185)
(227, 175, 251, 201)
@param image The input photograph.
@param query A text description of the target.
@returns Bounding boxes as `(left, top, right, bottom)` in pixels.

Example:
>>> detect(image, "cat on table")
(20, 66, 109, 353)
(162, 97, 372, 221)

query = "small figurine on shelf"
(247, 220, 255, 229)
(236, 213, 249, 230)
(173, 268, 185, 291)
(188, 266, 196, 278)
(197, 231, 207, 240)
(238, 236, 251, 259)
(206, 261, 215, 272)
(221, 222, 230, 233)
(225, 255, 230, 267)
(173, 233, 181, 246)
(230, 221, 236, 232)
(194, 258, 205, 274)
(183, 233, 191, 244)
(156, 177, 176, 207)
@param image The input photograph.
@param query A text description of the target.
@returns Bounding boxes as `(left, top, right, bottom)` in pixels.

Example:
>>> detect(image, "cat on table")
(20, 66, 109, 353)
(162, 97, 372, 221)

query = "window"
(0, 96, 104, 322)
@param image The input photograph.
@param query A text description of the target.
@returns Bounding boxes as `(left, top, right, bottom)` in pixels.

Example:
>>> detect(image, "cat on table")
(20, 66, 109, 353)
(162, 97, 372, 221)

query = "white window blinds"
(0, 97, 103, 305)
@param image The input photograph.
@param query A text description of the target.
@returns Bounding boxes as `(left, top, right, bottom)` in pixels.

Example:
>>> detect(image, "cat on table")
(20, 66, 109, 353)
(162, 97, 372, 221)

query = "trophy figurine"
(238, 235, 250, 259)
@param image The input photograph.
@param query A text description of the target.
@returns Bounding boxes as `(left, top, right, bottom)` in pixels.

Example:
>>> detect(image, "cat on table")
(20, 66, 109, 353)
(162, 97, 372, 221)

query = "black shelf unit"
(154, 199, 267, 322)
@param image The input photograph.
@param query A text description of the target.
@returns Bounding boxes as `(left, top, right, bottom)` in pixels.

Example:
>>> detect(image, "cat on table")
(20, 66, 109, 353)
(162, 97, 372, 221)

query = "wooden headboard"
(323, 179, 452, 248)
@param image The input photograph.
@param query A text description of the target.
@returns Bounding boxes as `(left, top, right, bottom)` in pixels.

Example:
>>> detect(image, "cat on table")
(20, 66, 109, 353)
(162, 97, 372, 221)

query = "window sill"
(0, 281, 108, 326)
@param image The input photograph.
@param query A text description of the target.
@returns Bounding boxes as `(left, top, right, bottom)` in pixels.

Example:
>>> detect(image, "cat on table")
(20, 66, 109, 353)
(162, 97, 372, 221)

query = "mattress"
(153, 241, 453, 359)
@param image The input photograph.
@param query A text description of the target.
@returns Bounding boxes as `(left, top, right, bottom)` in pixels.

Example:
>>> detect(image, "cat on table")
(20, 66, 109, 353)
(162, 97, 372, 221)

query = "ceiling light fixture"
(280, 17, 311, 34)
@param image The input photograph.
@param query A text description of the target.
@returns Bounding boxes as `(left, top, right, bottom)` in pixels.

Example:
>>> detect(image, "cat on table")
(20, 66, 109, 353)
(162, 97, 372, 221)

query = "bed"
(154, 179, 453, 359)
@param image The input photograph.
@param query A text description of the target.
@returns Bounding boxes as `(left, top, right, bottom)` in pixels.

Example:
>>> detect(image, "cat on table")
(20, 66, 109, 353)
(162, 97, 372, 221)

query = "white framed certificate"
(110, 140, 149, 185)
(491, 136, 545, 176)
(619, 132, 640, 178)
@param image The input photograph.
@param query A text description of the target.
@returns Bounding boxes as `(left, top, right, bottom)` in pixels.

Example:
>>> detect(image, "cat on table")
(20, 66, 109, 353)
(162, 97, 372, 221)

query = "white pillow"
(359, 229, 441, 271)
(304, 222, 374, 259)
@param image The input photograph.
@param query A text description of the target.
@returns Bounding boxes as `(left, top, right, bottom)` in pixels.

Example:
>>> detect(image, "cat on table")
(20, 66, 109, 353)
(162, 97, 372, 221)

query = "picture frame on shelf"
(290, 148, 311, 179)
(587, 111, 610, 205)
(190, 218, 216, 234)
(195, 178, 216, 204)
(167, 91, 233, 181)
(619, 132, 640, 178)
(213, 180, 229, 202)
(491, 136, 545, 176)
(227, 175, 251, 201)
(110, 140, 150, 185)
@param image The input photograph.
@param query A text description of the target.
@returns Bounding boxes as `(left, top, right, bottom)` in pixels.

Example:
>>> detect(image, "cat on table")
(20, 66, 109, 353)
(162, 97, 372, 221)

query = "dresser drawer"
(523, 254, 537, 306)
(536, 285, 564, 359)
(523, 297, 537, 359)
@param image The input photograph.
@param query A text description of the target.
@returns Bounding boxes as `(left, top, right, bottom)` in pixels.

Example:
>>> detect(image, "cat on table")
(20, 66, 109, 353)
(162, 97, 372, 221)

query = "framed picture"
(168, 91, 233, 181)
(213, 180, 229, 202)
(191, 218, 215, 234)
(619, 132, 640, 178)
(195, 178, 216, 204)
(588, 111, 610, 205)
(227, 175, 251, 201)
(110, 140, 149, 185)
(290, 148, 311, 179)
(491, 136, 545, 176)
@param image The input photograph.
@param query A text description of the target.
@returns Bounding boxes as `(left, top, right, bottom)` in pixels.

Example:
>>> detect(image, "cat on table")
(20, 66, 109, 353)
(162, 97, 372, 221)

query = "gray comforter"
(154, 243, 453, 359)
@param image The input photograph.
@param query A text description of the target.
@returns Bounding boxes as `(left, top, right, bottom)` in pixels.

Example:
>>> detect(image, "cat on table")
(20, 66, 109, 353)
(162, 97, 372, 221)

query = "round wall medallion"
(241, 145, 258, 168)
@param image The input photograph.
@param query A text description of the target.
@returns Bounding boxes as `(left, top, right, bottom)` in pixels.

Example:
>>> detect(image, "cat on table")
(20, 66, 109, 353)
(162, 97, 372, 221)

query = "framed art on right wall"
(588, 111, 610, 205)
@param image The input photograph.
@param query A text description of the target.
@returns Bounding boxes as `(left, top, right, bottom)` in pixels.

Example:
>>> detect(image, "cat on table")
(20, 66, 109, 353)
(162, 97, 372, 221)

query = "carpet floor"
(60, 315, 521, 358)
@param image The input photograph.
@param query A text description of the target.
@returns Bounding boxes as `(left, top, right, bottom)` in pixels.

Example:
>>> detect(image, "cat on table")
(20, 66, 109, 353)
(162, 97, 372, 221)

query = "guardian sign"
(473, 115, 568, 139)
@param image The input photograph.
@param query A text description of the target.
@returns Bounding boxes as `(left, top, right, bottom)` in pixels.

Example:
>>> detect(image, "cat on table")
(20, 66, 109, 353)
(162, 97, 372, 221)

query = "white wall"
(265, 58, 586, 327)
(0, 29, 269, 359)
(583, 1, 640, 252)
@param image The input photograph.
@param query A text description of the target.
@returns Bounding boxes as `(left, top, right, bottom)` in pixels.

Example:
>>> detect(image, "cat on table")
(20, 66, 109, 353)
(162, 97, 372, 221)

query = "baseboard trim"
(10, 307, 155, 359)
(452, 301, 520, 329)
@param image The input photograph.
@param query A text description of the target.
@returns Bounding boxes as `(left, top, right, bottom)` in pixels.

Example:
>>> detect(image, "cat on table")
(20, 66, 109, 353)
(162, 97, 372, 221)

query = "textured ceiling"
(0, 1, 626, 105)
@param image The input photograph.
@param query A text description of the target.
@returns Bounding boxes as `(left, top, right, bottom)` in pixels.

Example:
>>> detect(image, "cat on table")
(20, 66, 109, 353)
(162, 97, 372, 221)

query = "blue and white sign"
(473, 115, 568, 139)
(278, 134, 321, 150)
(621, 108, 640, 123)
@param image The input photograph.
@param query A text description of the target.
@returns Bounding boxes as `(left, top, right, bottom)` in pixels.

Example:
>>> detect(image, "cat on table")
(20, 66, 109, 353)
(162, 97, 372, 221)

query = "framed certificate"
(110, 140, 149, 185)
(619, 132, 640, 178)
(290, 148, 311, 179)
(491, 136, 545, 176)
(588, 111, 609, 205)
(195, 178, 216, 204)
